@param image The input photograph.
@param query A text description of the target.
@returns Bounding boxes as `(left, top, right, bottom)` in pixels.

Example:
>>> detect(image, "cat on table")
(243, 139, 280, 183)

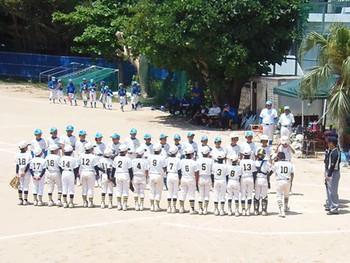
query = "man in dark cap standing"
(324, 136, 341, 215)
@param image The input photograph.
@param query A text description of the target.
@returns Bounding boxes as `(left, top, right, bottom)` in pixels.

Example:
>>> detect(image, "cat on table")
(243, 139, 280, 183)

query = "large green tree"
(124, 0, 307, 107)
(299, 25, 350, 150)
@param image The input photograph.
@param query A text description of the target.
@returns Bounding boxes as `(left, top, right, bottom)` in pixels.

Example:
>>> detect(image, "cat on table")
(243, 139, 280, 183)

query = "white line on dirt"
(0, 214, 171, 241)
(164, 223, 350, 235)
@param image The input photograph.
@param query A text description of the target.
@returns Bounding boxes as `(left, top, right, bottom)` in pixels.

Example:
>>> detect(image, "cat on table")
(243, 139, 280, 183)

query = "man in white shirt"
(278, 106, 295, 138)
(259, 101, 278, 145)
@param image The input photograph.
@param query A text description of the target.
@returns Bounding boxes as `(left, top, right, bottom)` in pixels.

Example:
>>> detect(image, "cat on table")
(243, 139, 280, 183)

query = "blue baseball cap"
(110, 133, 120, 139)
(245, 131, 253, 137)
(130, 128, 137, 134)
(57, 79, 62, 82)
(95, 132, 103, 138)
(101, 81, 106, 84)
(34, 129, 42, 135)
(79, 130, 87, 136)
(174, 134, 181, 140)
(266, 100, 272, 105)
(50, 127, 57, 133)
(137, 83, 141, 86)
(69, 79, 73, 82)
(214, 137, 222, 143)
(66, 125, 74, 131)
(201, 135, 208, 141)
(82, 78, 86, 81)
(119, 83, 124, 87)
(159, 133, 168, 139)
(132, 81, 137, 85)
(223, 103, 229, 108)
(90, 79, 94, 83)
(51, 77, 55, 80)
(144, 133, 152, 139)
(187, 131, 195, 137)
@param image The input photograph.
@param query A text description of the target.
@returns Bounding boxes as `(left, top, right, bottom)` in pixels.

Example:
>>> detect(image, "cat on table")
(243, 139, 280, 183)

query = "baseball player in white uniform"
(140, 133, 153, 159)
(99, 148, 114, 209)
(15, 141, 32, 205)
(254, 149, 271, 216)
(254, 135, 271, 160)
(276, 136, 295, 193)
(48, 76, 57, 103)
(108, 133, 121, 157)
(185, 131, 198, 159)
(94, 132, 106, 188)
(78, 142, 99, 208)
(173, 134, 184, 159)
(211, 137, 225, 162)
(45, 144, 62, 207)
(59, 125, 77, 150)
(125, 128, 140, 160)
(30, 129, 47, 157)
(179, 146, 199, 214)
(196, 145, 214, 215)
(59, 145, 79, 208)
(57, 79, 66, 104)
(240, 131, 256, 160)
(30, 148, 47, 206)
(278, 106, 295, 138)
(259, 100, 278, 145)
(197, 135, 212, 159)
(212, 152, 228, 216)
(240, 148, 257, 216)
(112, 144, 133, 211)
(148, 143, 167, 212)
(166, 145, 182, 213)
(225, 133, 241, 165)
(75, 130, 89, 156)
(46, 127, 61, 151)
(89, 79, 97, 108)
(132, 147, 149, 211)
(273, 152, 294, 217)
(226, 152, 242, 216)
(159, 133, 170, 157)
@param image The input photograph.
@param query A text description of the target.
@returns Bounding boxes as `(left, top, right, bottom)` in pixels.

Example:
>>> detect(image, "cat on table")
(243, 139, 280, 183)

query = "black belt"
(263, 123, 273, 125)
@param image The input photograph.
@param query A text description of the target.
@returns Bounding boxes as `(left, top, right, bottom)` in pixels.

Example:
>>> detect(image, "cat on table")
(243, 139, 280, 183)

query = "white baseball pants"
(276, 180, 290, 200)
(263, 124, 274, 141)
(179, 179, 196, 201)
(62, 171, 75, 195)
(132, 177, 146, 198)
(149, 173, 163, 201)
(198, 177, 211, 202)
(32, 176, 45, 195)
(49, 90, 57, 100)
(241, 177, 254, 200)
(255, 177, 268, 199)
(46, 171, 62, 194)
(90, 92, 96, 103)
(116, 174, 130, 198)
(101, 174, 114, 195)
(18, 173, 31, 192)
(214, 180, 226, 203)
(227, 180, 240, 201)
(167, 173, 179, 199)
(81, 171, 95, 198)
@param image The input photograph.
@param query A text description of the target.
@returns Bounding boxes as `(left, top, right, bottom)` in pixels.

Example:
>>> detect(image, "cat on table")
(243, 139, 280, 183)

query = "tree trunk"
(117, 59, 124, 84)
(337, 115, 346, 152)
(211, 78, 247, 109)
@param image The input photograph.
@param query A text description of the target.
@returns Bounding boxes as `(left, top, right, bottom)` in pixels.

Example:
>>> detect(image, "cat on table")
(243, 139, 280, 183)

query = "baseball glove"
(9, 176, 19, 190)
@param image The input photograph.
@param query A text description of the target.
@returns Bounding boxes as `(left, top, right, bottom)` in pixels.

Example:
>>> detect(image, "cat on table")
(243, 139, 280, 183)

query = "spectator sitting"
(221, 103, 238, 130)
(192, 104, 209, 125)
(168, 95, 180, 115)
(204, 102, 222, 127)
(179, 96, 191, 117)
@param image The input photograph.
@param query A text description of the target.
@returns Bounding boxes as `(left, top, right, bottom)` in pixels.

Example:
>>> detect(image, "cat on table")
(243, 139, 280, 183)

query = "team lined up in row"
(15, 126, 295, 217)
(48, 77, 141, 111)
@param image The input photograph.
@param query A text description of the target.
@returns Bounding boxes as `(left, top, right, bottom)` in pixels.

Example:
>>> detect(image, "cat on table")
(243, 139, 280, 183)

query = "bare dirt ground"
(0, 82, 350, 263)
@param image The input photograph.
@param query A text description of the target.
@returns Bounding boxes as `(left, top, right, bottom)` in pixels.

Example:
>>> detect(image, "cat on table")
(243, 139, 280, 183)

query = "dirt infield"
(0, 82, 350, 263)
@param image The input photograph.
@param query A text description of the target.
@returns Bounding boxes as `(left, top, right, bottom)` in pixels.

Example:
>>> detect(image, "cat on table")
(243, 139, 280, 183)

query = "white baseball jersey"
(254, 144, 271, 159)
(78, 153, 98, 172)
(173, 143, 184, 158)
(148, 154, 166, 176)
(227, 164, 243, 182)
(59, 156, 78, 171)
(15, 152, 32, 174)
(166, 156, 181, 174)
(198, 144, 212, 158)
(99, 157, 113, 175)
(180, 159, 199, 180)
(259, 108, 278, 124)
(30, 157, 47, 177)
(124, 137, 140, 154)
(46, 136, 60, 148)
(140, 142, 154, 158)
(211, 146, 225, 161)
(240, 159, 257, 178)
(60, 134, 77, 149)
(197, 157, 214, 180)
(94, 142, 106, 156)
(279, 113, 295, 127)
(224, 144, 241, 157)
(212, 163, 228, 181)
(273, 161, 294, 181)
(277, 145, 293, 161)
(45, 154, 61, 173)
(241, 142, 256, 160)
(132, 158, 149, 178)
(160, 143, 170, 157)
(184, 141, 198, 156)
(108, 142, 120, 156)
(254, 160, 271, 179)
(113, 155, 133, 174)
(30, 138, 47, 152)
(75, 140, 88, 156)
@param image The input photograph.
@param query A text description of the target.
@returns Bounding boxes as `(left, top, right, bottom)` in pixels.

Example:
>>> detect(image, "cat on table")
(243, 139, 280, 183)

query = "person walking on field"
(278, 106, 295, 138)
(259, 101, 278, 145)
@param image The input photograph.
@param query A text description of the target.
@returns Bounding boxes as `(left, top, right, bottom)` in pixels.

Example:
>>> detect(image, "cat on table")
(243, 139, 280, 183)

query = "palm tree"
(299, 25, 350, 150)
